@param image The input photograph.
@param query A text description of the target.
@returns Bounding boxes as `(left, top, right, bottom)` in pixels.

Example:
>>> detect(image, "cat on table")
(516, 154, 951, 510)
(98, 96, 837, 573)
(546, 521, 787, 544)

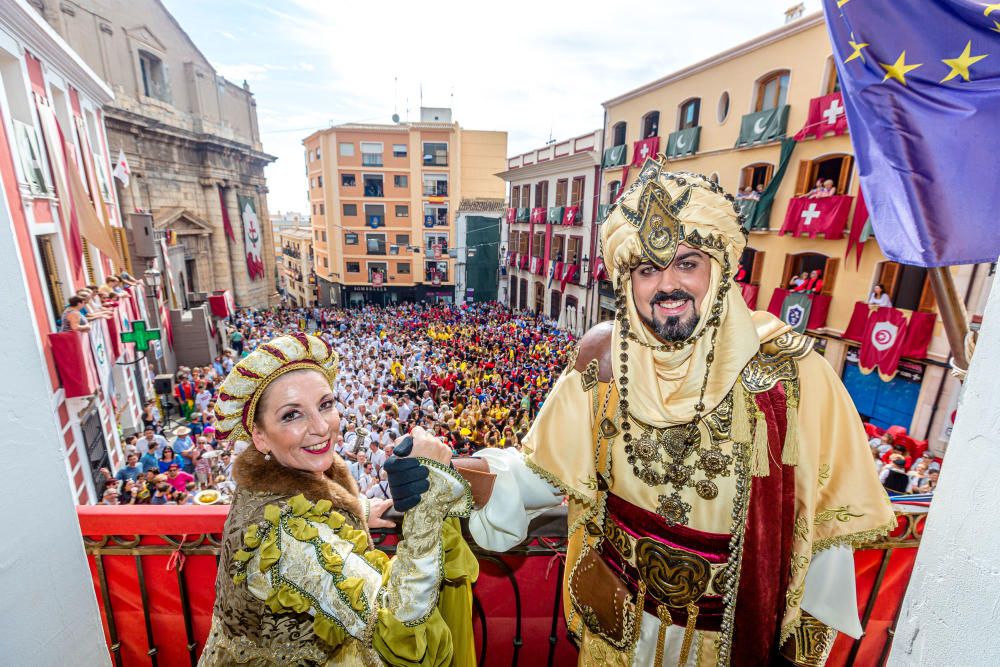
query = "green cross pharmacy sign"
(120, 320, 161, 352)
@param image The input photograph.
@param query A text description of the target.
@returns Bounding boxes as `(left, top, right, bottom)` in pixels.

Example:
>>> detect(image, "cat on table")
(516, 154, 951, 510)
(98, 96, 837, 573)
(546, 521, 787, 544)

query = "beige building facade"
(498, 130, 603, 334)
(276, 226, 315, 307)
(303, 108, 506, 306)
(35, 0, 278, 307)
(600, 12, 993, 448)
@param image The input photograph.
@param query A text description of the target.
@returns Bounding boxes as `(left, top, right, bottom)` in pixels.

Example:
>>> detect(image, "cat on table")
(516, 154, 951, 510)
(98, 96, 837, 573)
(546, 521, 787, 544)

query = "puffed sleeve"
(231, 460, 473, 666)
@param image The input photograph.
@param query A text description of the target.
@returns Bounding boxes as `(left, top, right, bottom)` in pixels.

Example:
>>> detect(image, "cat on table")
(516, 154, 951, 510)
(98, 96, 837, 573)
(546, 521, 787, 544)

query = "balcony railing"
(423, 184, 449, 197)
(363, 185, 384, 197)
(76, 505, 923, 667)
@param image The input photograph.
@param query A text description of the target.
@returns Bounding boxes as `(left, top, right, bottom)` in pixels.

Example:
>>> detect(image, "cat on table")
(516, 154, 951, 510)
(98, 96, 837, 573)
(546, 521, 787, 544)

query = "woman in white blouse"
(868, 283, 893, 307)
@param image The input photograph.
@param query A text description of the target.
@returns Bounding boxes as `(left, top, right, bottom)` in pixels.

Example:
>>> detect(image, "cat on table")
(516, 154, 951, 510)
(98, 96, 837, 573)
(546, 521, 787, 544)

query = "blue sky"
(162, 0, 821, 213)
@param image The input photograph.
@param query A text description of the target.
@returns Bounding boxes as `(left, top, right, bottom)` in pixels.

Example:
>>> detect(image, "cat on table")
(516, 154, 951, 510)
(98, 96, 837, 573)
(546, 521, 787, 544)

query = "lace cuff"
(385, 459, 471, 625)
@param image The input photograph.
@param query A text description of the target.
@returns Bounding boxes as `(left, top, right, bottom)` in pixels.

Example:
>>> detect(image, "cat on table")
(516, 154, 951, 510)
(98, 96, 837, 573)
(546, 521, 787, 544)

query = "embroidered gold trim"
(580, 358, 600, 392)
(814, 506, 864, 524)
(785, 613, 837, 667)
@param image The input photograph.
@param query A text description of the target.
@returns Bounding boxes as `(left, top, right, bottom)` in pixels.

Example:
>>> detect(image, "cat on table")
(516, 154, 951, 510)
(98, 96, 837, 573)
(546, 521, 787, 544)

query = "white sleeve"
(801, 545, 864, 639)
(467, 447, 563, 553)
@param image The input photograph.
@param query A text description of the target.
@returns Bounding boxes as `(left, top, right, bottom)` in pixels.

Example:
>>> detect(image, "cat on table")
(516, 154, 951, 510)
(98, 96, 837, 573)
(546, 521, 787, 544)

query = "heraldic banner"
(238, 194, 265, 280)
(859, 307, 909, 381)
(780, 291, 813, 334)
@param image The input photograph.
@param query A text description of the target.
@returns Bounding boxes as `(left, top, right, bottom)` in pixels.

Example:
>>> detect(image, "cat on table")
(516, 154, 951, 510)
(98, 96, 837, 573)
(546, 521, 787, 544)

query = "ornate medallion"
(696, 479, 719, 500)
(659, 424, 696, 460)
(656, 491, 692, 527)
(580, 359, 600, 392)
(598, 417, 619, 439)
(697, 449, 732, 478)
(634, 536, 710, 607)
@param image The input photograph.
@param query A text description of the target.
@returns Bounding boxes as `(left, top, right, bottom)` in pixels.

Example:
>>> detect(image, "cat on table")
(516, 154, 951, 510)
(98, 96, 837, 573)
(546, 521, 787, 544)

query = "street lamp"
(144, 268, 162, 299)
(581, 255, 590, 283)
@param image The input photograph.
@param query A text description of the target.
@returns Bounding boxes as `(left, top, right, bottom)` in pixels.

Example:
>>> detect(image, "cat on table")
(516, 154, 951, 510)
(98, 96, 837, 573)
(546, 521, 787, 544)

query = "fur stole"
(233, 446, 364, 523)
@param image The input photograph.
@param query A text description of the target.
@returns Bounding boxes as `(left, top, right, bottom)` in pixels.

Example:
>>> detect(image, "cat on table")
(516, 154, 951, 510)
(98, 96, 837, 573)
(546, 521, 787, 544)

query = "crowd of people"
(98, 302, 575, 505)
(869, 431, 940, 496)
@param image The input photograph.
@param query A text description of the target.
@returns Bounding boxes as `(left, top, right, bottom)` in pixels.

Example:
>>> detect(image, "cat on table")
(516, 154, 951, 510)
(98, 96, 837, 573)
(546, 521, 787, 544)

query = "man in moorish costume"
(392, 162, 895, 666)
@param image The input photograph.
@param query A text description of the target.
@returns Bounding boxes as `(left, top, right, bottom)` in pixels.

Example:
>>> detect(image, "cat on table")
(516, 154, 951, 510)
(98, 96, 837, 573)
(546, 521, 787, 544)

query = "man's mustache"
(650, 290, 694, 306)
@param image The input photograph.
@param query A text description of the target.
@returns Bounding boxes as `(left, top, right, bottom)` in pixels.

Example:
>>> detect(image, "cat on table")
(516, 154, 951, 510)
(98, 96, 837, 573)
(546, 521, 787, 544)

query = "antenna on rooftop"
(545, 126, 556, 145)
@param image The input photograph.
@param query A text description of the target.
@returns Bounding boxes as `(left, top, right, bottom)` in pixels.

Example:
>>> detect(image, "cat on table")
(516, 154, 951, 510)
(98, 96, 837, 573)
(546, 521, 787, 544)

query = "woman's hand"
(367, 498, 395, 529)
(408, 426, 452, 466)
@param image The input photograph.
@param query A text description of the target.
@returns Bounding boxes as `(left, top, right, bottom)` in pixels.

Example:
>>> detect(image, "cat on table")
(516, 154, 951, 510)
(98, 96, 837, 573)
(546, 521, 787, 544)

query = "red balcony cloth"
(505, 208, 516, 224)
(843, 301, 871, 342)
(49, 331, 99, 398)
(900, 311, 936, 359)
(560, 264, 578, 292)
(631, 136, 660, 167)
(562, 206, 579, 226)
(106, 313, 121, 362)
(793, 92, 848, 141)
(766, 288, 831, 330)
(859, 307, 909, 380)
(780, 195, 852, 239)
(740, 283, 759, 310)
(208, 293, 233, 318)
(530, 207, 547, 225)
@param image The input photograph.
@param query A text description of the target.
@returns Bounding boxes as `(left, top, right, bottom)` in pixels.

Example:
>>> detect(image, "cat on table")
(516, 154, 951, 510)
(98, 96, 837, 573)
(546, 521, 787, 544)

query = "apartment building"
(303, 108, 506, 306)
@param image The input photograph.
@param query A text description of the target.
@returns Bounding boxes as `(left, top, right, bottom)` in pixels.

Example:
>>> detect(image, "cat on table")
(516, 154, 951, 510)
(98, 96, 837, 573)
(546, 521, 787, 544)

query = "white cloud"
(219, 30, 236, 40)
(249, 0, 822, 212)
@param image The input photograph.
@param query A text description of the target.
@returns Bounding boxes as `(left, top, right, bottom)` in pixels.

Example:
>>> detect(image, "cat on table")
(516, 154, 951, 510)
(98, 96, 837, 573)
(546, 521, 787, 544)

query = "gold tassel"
(752, 410, 771, 477)
(654, 605, 673, 667)
(679, 603, 699, 665)
(731, 381, 753, 444)
(782, 380, 800, 466)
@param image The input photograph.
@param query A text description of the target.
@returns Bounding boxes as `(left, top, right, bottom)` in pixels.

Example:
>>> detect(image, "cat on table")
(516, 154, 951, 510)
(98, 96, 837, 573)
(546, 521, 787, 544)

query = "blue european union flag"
(824, 0, 1000, 267)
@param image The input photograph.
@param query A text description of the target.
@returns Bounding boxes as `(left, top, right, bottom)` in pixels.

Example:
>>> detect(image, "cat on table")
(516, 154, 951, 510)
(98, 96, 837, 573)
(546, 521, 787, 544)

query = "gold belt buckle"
(634, 536, 711, 608)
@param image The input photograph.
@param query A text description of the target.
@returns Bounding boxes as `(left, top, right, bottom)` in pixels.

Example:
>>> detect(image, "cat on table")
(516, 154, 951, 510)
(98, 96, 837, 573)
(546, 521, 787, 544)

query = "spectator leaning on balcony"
(59, 296, 91, 333)
(868, 284, 893, 307)
(199, 333, 480, 667)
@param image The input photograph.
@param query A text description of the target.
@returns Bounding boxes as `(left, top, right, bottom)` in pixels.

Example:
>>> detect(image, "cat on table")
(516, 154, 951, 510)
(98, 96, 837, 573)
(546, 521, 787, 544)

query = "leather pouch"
(451, 457, 496, 509)
(569, 545, 634, 648)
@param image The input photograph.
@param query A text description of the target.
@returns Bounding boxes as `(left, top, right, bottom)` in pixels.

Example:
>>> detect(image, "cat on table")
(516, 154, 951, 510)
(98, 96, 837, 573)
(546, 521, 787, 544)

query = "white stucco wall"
(0, 157, 109, 662)
(889, 265, 1000, 665)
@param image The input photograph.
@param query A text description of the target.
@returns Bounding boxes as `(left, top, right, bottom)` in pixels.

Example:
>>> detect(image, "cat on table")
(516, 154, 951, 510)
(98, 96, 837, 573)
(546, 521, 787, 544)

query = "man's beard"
(638, 290, 701, 342)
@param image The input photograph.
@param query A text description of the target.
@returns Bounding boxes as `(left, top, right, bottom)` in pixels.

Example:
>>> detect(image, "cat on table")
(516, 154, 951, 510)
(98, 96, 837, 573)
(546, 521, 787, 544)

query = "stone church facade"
(32, 0, 277, 306)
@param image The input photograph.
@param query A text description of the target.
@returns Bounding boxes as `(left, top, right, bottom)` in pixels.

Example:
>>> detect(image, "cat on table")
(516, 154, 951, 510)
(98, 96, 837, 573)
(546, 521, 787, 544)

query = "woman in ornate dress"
(199, 333, 477, 666)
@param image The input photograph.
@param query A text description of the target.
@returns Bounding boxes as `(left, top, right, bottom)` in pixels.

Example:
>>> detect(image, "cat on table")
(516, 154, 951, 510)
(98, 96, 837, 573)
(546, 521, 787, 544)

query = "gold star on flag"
(941, 41, 988, 82)
(837, 0, 850, 6)
(983, 3, 1000, 16)
(992, 19, 1000, 33)
(880, 51, 922, 85)
(846, 39, 869, 63)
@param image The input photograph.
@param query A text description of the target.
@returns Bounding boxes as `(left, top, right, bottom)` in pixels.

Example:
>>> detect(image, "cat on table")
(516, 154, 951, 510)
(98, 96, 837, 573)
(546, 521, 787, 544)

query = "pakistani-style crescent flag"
(824, 0, 1000, 266)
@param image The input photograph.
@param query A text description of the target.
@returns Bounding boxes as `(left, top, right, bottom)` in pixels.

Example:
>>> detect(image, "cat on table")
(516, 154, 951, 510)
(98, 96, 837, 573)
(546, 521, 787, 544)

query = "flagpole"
(928, 267, 972, 375)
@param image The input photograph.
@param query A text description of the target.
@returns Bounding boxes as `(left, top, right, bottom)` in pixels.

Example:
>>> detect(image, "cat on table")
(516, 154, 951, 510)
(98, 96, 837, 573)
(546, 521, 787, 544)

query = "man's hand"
(366, 498, 395, 529)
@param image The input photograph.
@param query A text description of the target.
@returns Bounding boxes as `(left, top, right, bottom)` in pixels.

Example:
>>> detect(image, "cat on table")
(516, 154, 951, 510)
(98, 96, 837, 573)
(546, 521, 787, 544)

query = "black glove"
(384, 435, 430, 512)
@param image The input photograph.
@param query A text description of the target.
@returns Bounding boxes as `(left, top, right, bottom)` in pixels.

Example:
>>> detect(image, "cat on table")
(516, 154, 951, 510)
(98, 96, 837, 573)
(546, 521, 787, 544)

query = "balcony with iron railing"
(76, 504, 924, 666)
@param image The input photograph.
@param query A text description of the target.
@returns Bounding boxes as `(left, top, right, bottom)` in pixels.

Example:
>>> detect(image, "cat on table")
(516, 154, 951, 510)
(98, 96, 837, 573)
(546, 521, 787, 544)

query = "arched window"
(754, 70, 790, 112)
(739, 162, 774, 193)
(678, 98, 701, 130)
(794, 153, 854, 196)
(781, 252, 838, 296)
(873, 261, 936, 312)
(641, 111, 659, 138)
(608, 180, 622, 203)
(611, 121, 627, 147)
(824, 57, 840, 95)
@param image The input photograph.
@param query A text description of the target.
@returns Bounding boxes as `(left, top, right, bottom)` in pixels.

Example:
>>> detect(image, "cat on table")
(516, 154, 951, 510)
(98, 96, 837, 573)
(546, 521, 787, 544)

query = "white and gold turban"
(599, 162, 759, 428)
(215, 333, 339, 442)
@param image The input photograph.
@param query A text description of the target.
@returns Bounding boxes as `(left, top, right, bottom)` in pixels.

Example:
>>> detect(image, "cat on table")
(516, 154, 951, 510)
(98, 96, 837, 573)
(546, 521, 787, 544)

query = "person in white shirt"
(366, 470, 391, 500)
(398, 398, 412, 424)
(366, 440, 386, 471)
(868, 284, 893, 307)
(135, 427, 169, 456)
(195, 387, 213, 413)
(356, 463, 375, 495)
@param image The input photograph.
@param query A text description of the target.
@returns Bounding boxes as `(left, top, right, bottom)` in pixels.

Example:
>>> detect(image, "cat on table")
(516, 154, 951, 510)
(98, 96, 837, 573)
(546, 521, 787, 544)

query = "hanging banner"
(238, 194, 265, 280)
(780, 291, 813, 334)
(859, 307, 909, 381)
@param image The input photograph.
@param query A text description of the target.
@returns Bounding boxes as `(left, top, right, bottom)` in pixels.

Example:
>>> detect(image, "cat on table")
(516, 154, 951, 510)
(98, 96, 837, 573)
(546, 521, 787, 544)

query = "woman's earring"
(264, 451, 272, 461)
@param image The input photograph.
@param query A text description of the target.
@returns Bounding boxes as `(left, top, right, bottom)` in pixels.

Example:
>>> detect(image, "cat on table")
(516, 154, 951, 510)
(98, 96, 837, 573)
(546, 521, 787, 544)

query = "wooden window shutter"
(113, 226, 133, 274)
(794, 159, 813, 196)
(918, 275, 937, 312)
(878, 261, 901, 297)
(750, 250, 766, 284)
(838, 155, 854, 196)
(781, 253, 796, 289)
(82, 239, 95, 284)
(821, 257, 839, 296)
(740, 166, 753, 190)
(38, 236, 65, 318)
